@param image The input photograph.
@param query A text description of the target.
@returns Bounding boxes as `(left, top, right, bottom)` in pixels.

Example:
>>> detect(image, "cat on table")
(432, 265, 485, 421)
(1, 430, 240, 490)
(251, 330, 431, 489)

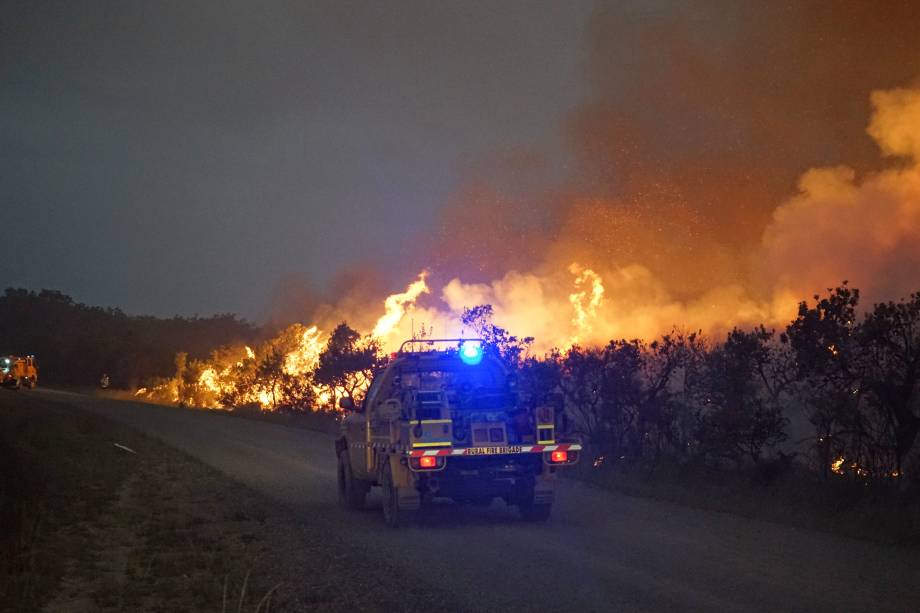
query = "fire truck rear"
(335, 339, 580, 526)
(1, 355, 38, 389)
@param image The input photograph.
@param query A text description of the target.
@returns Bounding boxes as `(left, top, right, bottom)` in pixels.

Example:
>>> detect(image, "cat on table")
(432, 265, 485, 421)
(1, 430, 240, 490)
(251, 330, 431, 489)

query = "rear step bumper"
(408, 443, 581, 458)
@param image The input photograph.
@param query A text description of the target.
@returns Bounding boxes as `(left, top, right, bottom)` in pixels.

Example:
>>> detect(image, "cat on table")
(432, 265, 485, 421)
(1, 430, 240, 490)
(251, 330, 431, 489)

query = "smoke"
(292, 82, 920, 354)
(271, 4, 920, 351)
(422, 83, 920, 351)
(762, 87, 920, 302)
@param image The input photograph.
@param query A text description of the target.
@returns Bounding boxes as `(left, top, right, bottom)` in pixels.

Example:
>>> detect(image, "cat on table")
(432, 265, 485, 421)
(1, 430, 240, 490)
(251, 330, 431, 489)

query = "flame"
(372, 271, 430, 339)
(830, 456, 881, 479)
(140, 272, 431, 411)
(569, 263, 605, 345)
(283, 326, 324, 376)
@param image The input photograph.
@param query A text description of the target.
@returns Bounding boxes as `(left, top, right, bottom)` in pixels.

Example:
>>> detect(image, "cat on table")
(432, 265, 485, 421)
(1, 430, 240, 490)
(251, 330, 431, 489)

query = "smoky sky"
(1, 1, 592, 318)
(425, 0, 920, 304)
(7, 1, 920, 325)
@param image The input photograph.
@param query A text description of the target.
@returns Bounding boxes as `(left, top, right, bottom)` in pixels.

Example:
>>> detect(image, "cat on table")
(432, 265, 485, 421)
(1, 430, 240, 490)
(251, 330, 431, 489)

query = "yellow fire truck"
(1, 355, 38, 389)
(335, 339, 580, 526)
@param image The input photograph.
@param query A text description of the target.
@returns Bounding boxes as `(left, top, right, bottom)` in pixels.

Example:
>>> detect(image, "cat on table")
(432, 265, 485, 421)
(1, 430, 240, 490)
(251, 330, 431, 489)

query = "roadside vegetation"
(0, 394, 299, 612)
(0, 288, 256, 389)
(197, 283, 920, 546)
(493, 285, 920, 546)
(0, 394, 450, 611)
(6, 282, 920, 547)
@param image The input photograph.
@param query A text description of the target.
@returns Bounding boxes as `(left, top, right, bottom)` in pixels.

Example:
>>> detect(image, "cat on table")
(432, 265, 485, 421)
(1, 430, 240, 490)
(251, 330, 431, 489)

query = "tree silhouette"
(313, 323, 379, 408)
(460, 304, 533, 368)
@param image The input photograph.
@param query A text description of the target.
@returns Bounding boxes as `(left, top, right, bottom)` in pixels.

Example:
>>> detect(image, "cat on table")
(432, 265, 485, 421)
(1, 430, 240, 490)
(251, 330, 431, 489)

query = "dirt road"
(28, 389, 919, 612)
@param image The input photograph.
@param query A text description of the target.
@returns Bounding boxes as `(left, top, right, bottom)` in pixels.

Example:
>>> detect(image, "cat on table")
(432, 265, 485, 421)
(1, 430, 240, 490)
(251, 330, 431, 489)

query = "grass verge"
(572, 457, 920, 549)
(0, 391, 453, 612)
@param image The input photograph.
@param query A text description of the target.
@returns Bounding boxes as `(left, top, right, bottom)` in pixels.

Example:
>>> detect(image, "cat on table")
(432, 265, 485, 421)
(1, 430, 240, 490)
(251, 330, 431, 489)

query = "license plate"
(463, 445, 523, 456)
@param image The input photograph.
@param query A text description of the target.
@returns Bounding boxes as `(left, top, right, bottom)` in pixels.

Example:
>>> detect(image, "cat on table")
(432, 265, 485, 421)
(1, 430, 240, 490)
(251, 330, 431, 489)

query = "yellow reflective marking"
(417, 419, 452, 424)
(411, 441, 452, 448)
(537, 424, 554, 429)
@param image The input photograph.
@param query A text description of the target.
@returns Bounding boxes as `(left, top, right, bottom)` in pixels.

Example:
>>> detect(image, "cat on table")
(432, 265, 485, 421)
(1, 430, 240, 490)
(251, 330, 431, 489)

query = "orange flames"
(139, 273, 431, 410)
(372, 271, 430, 339)
(139, 267, 618, 410)
(568, 264, 604, 345)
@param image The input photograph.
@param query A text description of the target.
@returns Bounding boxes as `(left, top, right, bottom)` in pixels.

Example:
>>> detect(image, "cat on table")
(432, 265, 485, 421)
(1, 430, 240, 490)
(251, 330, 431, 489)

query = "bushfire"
(138, 265, 607, 411)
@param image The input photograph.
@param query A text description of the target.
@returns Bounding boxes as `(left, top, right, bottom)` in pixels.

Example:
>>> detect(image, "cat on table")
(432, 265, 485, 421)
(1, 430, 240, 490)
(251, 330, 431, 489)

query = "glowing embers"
(459, 341, 484, 366)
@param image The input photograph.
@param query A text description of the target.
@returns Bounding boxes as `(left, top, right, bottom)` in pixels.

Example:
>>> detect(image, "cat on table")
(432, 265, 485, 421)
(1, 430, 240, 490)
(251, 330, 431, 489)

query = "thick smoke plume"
(276, 4, 920, 353)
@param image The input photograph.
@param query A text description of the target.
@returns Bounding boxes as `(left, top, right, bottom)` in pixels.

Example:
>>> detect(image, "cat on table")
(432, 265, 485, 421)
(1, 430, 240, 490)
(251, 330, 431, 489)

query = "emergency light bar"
(397, 338, 487, 357)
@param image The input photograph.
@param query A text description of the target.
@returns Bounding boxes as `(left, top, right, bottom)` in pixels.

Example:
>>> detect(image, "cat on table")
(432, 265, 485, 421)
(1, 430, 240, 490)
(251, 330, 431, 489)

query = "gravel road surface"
(30, 389, 919, 612)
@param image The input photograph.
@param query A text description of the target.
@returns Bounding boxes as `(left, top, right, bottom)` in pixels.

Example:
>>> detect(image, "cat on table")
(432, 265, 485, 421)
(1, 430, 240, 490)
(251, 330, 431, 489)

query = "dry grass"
(0, 392, 454, 612)
(0, 394, 292, 612)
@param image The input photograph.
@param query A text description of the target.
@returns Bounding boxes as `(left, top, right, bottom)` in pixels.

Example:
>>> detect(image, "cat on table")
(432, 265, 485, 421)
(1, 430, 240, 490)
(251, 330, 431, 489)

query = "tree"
(692, 327, 788, 465)
(518, 353, 562, 407)
(313, 323, 380, 408)
(784, 284, 867, 478)
(856, 293, 920, 480)
(256, 347, 286, 409)
(0, 287, 256, 388)
(460, 305, 533, 369)
(558, 346, 606, 450)
(636, 331, 705, 463)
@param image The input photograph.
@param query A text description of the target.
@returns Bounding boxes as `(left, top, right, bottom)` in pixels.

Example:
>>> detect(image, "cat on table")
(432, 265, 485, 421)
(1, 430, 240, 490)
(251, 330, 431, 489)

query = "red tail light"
(550, 450, 568, 463)
(419, 455, 438, 469)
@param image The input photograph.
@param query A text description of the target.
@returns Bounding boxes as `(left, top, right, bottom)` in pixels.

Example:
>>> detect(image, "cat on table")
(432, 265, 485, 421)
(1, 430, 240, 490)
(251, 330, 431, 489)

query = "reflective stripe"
(417, 419, 452, 424)
(411, 441, 452, 448)
(406, 443, 582, 458)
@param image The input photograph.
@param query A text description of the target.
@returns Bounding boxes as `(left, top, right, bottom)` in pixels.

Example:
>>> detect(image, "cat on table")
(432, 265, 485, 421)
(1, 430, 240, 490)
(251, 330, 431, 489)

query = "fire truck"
(335, 339, 580, 526)
(1, 355, 38, 389)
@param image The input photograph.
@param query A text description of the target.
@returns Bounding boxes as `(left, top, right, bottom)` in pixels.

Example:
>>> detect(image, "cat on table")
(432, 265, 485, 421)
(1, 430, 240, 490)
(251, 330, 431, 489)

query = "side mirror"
(338, 397, 355, 411)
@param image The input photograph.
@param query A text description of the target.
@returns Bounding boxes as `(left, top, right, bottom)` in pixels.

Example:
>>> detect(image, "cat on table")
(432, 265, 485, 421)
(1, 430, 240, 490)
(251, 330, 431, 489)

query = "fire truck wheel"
(337, 450, 367, 510)
(381, 461, 412, 528)
(11, 378, 21, 390)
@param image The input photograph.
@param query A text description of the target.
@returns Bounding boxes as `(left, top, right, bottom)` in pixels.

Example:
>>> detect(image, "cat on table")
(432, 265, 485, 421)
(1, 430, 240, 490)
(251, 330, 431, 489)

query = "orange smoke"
(420, 83, 920, 349)
(150, 76, 920, 408)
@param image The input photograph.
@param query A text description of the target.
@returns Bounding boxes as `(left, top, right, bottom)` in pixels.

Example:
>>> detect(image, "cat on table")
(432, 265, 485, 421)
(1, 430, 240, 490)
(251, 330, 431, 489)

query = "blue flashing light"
(459, 342, 484, 366)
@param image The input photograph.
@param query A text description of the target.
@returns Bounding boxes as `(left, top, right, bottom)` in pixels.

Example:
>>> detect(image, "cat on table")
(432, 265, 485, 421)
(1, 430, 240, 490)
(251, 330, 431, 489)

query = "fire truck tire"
(337, 450, 368, 510)
(381, 461, 413, 528)
(11, 378, 21, 390)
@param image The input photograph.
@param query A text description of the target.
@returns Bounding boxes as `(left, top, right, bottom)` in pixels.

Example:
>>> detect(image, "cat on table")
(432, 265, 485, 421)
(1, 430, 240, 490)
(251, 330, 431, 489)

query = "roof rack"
(397, 338, 484, 355)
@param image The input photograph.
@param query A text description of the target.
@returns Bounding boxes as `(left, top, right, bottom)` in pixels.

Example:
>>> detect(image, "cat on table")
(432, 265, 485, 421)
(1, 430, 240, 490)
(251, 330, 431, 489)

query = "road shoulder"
(0, 391, 454, 612)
